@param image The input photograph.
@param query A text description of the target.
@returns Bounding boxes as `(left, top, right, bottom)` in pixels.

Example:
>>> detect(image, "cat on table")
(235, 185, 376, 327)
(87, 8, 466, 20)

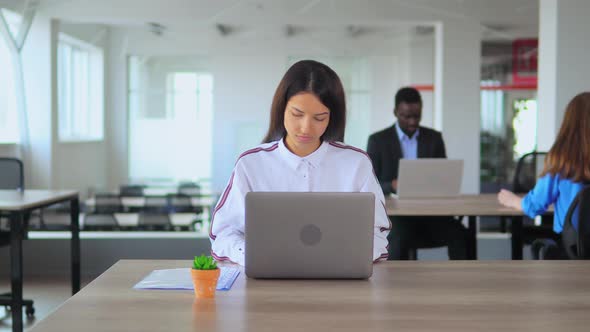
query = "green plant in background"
(192, 254, 218, 270)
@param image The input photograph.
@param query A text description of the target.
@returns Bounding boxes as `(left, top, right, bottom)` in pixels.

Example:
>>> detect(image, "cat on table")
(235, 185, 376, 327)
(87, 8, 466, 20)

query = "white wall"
(107, 27, 408, 191)
(408, 33, 435, 128)
(10, 16, 484, 196)
(537, 0, 590, 151)
(435, 20, 482, 194)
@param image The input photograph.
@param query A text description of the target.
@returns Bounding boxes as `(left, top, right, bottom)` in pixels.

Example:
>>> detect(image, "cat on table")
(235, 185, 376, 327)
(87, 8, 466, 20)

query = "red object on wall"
(512, 39, 538, 85)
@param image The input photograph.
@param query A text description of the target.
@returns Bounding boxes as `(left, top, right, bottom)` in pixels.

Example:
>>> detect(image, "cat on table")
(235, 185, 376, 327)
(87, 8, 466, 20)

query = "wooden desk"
(31, 260, 590, 332)
(0, 190, 80, 332)
(386, 194, 547, 260)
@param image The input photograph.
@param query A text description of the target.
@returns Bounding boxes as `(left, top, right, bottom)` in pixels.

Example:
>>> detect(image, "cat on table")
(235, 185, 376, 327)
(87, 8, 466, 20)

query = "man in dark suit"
(367, 87, 467, 260)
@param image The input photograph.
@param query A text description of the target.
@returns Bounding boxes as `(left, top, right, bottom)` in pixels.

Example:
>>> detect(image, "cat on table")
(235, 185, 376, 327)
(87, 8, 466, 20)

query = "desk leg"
(511, 217, 523, 260)
(467, 216, 477, 260)
(70, 197, 80, 294)
(10, 212, 23, 332)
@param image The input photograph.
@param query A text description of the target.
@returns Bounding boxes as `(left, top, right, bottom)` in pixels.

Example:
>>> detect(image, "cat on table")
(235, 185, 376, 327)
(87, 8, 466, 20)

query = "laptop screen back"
(245, 192, 374, 279)
(396, 159, 463, 198)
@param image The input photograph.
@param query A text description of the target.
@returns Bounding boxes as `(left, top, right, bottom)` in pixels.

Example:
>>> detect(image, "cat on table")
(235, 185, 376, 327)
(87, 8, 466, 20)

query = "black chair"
(561, 185, 590, 259)
(0, 157, 35, 317)
(94, 193, 124, 214)
(167, 193, 204, 231)
(532, 186, 590, 260)
(119, 185, 145, 212)
(138, 196, 171, 230)
(506, 151, 557, 249)
(0, 157, 24, 191)
(84, 214, 119, 231)
(119, 185, 145, 197)
(178, 182, 201, 196)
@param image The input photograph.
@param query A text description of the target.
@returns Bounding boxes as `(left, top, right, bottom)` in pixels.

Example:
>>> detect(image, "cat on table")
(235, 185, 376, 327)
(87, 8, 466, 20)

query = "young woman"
(209, 60, 390, 265)
(498, 92, 590, 239)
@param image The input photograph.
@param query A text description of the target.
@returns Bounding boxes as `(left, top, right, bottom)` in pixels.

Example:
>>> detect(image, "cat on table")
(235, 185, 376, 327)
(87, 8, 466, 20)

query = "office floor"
(0, 276, 93, 331)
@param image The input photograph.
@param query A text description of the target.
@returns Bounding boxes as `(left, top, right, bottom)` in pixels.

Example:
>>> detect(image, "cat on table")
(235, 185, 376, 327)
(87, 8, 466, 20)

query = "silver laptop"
(396, 159, 463, 198)
(245, 192, 374, 279)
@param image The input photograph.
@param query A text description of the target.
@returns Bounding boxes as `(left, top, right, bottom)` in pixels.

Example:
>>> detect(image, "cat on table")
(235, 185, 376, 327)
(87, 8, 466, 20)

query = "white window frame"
(57, 33, 104, 142)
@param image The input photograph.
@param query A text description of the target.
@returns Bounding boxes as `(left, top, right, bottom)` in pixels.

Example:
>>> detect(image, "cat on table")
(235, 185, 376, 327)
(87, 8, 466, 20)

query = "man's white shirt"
(209, 138, 391, 265)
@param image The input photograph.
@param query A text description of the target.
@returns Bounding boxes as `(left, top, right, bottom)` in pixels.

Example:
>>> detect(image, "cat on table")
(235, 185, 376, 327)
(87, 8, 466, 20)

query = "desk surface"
(0, 189, 78, 211)
(85, 196, 215, 208)
(31, 260, 590, 332)
(386, 193, 532, 216)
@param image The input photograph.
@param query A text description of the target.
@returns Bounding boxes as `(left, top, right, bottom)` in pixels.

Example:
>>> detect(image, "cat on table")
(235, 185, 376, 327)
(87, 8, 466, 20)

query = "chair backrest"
(84, 214, 119, 230)
(0, 157, 24, 191)
(145, 195, 168, 213)
(178, 182, 200, 196)
(120, 185, 145, 197)
(512, 151, 547, 193)
(94, 193, 123, 214)
(167, 193, 193, 213)
(561, 185, 590, 259)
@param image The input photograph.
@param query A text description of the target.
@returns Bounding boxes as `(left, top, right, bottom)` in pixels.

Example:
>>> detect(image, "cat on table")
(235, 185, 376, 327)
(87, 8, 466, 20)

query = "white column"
(434, 20, 482, 194)
(538, 0, 590, 151)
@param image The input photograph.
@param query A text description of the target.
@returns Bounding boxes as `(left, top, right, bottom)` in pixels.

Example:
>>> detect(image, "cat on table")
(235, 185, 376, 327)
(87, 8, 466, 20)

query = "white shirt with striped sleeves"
(209, 138, 391, 266)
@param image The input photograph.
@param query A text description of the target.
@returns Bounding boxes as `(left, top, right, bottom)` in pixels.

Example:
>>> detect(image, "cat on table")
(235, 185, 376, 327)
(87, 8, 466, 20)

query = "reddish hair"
(541, 92, 590, 182)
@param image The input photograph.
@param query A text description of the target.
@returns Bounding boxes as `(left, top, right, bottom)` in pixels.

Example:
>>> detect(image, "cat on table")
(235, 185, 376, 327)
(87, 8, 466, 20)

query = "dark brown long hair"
(541, 92, 590, 182)
(262, 60, 346, 143)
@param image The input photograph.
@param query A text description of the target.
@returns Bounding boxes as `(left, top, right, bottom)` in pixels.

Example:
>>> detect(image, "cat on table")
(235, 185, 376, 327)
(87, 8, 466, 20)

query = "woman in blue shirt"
(498, 92, 590, 238)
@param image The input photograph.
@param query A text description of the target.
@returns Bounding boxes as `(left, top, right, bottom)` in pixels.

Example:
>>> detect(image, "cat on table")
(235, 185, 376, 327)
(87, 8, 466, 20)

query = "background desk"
(85, 196, 215, 209)
(31, 260, 590, 332)
(0, 190, 80, 332)
(386, 194, 549, 259)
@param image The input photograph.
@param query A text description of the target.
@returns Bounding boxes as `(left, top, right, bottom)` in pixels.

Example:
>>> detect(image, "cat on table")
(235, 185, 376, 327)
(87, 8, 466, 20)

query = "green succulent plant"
(192, 254, 218, 270)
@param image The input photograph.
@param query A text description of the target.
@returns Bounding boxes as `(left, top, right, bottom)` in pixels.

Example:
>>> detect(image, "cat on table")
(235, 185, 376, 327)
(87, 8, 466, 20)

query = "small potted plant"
(191, 255, 220, 298)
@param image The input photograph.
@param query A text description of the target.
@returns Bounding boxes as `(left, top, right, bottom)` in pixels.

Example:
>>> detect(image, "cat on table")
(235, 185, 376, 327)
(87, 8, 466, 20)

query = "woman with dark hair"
(499, 92, 590, 254)
(209, 60, 390, 265)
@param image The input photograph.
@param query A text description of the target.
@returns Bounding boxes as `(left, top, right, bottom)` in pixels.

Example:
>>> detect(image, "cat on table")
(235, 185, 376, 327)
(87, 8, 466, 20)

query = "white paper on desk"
(133, 267, 240, 291)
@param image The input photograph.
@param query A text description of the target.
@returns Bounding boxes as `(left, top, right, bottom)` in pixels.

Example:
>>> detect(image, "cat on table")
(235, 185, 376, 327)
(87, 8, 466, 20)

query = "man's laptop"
(396, 159, 463, 199)
(245, 192, 374, 279)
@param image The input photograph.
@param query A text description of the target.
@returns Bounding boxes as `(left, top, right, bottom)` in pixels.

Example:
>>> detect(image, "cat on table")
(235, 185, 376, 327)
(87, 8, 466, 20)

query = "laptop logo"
(300, 224, 322, 246)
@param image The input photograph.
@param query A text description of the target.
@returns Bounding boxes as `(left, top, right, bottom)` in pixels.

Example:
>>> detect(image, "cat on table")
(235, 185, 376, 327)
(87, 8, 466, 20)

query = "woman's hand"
(497, 189, 523, 211)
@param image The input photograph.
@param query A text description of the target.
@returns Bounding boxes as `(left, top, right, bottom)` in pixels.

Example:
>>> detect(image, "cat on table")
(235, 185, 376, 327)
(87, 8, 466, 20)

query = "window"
(128, 56, 213, 183)
(57, 33, 104, 142)
(0, 8, 22, 144)
(512, 99, 538, 157)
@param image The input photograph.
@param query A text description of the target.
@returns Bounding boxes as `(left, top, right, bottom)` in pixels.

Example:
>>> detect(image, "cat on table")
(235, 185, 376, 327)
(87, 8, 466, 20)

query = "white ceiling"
(2, 0, 539, 40)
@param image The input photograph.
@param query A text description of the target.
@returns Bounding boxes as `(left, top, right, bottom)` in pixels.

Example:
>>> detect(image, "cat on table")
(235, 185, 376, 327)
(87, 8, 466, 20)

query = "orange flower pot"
(191, 268, 220, 298)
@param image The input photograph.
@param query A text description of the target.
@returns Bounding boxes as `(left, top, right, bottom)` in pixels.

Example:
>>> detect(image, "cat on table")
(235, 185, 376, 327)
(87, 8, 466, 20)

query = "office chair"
(84, 214, 119, 231)
(562, 186, 590, 259)
(532, 186, 590, 260)
(0, 157, 35, 317)
(119, 185, 145, 212)
(138, 196, 171, 230)
(79, 193, 123, 231)
(507, 151, 558, 247)
(167, 194, 203, 231)
(94, 193, 124, 214)
(119, 184, 145, 197)
(177, 182, 201, 196)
